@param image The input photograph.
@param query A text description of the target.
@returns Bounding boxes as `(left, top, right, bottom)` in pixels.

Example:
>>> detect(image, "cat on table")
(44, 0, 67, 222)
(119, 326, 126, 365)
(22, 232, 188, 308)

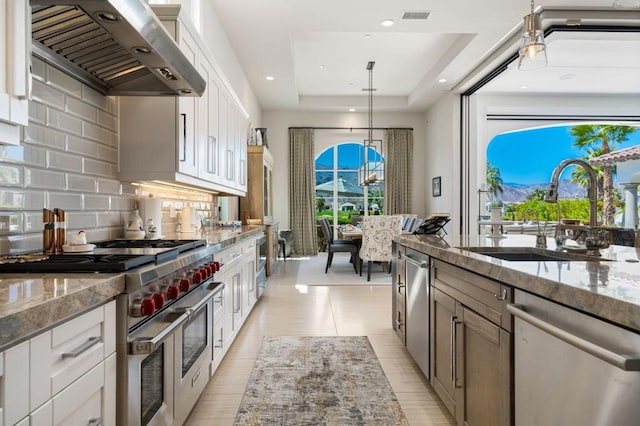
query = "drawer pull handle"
(88, 418, 102, 426)
(62, 336, 102, 359)
(495, 288, 508, 301)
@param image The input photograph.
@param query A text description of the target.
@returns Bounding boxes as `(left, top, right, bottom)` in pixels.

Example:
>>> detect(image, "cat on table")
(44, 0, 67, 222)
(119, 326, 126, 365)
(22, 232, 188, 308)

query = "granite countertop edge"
(395, 234, 640, 333)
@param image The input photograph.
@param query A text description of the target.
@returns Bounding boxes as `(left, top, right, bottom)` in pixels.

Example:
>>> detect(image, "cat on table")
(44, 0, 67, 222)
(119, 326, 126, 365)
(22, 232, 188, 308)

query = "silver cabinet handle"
(451, 316, 457, 384)
(62, 336, 102, 359)
(507, 304, 640, 371)
(88, 418, 102, 426)
(495, 288, 508, 301)
(404, 256, 429, 268)
(179, 113, 187, 161)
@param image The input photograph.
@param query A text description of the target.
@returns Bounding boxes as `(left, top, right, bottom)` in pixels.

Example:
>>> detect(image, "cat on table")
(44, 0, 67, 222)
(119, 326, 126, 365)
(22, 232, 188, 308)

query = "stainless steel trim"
(62, 336, 102, 358)
(130, 312, 189, 355)
(404, 255, 429, 268)
(507, 304, 640, 371)
(30, 0, 205, 96)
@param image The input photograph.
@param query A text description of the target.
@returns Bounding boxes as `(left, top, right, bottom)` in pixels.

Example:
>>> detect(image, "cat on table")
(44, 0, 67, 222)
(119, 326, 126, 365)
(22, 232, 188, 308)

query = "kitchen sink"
(463, 247, 614, 262)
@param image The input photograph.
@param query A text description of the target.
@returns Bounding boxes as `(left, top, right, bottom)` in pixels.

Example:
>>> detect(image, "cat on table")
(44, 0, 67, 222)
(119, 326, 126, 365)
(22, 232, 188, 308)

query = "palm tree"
(486, 161, 504, 201)
(527, 188, 547, 201)
(570, 125, 637, 225)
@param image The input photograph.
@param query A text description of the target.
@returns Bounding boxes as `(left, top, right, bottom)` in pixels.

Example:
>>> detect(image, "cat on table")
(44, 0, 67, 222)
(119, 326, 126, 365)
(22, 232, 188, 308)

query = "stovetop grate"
(0, 254, 157, 273)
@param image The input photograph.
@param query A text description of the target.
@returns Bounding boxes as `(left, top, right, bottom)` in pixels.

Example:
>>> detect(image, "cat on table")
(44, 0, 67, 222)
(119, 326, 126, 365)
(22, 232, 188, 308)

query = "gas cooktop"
(0, 239, 207, 274)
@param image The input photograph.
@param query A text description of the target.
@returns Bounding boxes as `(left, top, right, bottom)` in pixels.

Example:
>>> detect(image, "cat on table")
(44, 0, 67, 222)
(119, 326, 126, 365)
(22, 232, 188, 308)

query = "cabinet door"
(0, 0, 29, 145)
(244, 250, 256, 312)
(211, 289, 225, 373)
(1, 341, 30, 425)
(460, 305, 511, 426)
(430, 288, 457, 419)
(175, 20, 199, 177)
(219, 91, 230, 184)
(198, 56, 221, 184)
(393, 246, 406, 344)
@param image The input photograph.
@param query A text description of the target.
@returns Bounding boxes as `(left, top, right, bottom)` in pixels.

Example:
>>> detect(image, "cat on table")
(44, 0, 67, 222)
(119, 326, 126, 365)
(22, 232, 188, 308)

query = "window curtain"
(289, 128, 318, 255)
(383, 129, 413, 215)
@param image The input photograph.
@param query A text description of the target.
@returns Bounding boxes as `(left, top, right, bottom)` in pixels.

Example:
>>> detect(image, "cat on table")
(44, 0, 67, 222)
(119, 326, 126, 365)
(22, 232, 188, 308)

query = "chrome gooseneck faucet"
(544, 158, 609, 256)
(544, 158, 598, 226)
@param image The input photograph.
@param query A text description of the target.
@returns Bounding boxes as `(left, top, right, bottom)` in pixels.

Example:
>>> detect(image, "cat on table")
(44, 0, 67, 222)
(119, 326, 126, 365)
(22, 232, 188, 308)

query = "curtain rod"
(288, 126, 413, 131)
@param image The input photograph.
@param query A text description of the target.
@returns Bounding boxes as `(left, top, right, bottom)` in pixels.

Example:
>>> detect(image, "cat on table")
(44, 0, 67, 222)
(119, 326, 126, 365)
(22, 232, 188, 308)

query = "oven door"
(173, 288, 216, 425)
(127, 329, 176, 426)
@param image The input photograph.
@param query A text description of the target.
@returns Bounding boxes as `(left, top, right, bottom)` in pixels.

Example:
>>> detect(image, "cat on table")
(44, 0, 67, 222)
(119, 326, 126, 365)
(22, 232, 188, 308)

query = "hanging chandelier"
(359, 61, 384, 186)
(517, 0, 548, 70)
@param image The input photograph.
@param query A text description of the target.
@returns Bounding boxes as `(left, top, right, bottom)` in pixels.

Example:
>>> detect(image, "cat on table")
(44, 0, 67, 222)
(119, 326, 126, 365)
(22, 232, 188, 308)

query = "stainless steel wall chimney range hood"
(30, 0, 206, 96)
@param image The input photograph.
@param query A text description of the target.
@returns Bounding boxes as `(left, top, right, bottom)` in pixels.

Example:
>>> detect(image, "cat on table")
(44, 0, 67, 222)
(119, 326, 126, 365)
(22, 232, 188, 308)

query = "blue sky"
(487, 125, 640, 185)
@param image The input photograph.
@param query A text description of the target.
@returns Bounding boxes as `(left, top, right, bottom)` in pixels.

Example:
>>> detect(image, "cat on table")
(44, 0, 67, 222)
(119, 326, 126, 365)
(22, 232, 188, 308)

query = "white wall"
(262, 111, 427, 229)
(424, 93, 461, 235)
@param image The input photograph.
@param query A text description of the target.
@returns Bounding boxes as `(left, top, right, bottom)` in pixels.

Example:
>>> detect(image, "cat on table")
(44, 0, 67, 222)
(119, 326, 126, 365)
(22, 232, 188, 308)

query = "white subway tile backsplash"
(28, 102, 46, 124)
(66, 96, 98, 122)
(67, 212, 98, 229)
(48, 191, 83, 210)
(31, 57, 46, 81)
(0, 190, 46, 210)
(47, 150, 82, 173)
(0, 165, 22, 186)
(24, 168, 66, 190)
(97, 179, 122, 195)
(46, 66, 82, 98)
(68, 174, 97, 193)
(82, 86, 110, 111)
(112, 196, 135, 211)
(84, 194, 110, 210)
(23, 211, 41, 232)
(31, 80, 65, 109)
(67, 134, 98, 158)
(0, 145, 47, 168)
(0, 213, 23, 235)
(97, 211, 121, 228)
(97, 144, 118, 163)
(84, 158, 115, 177)
(97, 110, 117, 132)
(23, 123, 66, 149)
(0, 234, 42, 254)
(82, 121, 113, 144)
(0, 145, 25, 163)
(84, 228, 112, 243)
(107, 97, 118, 115)
(47, 109, 82, 136)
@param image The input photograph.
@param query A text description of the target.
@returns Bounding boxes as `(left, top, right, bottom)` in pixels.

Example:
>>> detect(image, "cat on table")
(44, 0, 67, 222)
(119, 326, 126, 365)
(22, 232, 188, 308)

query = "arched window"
(315, 142, 384, 226)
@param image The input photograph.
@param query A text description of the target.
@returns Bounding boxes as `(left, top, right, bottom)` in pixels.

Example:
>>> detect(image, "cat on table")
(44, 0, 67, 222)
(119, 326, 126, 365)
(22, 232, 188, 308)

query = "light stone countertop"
(0, 226, 266, 352)
(395, 233, 640, 333)
(0, 273, 125, 351)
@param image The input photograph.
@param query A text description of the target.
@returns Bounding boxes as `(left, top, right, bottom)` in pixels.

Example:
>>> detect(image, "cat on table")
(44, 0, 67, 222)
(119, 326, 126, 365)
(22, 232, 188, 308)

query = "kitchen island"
(394, 233, 640, 426)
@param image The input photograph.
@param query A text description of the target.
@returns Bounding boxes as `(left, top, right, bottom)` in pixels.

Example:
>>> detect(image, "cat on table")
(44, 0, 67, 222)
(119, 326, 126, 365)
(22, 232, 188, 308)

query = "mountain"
(496, 179, 587, 203)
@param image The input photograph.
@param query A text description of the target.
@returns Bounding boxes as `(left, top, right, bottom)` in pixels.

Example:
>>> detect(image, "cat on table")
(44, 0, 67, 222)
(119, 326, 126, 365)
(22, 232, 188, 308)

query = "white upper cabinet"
(119, 5, 248, 196)
(0, 0, 30, 145)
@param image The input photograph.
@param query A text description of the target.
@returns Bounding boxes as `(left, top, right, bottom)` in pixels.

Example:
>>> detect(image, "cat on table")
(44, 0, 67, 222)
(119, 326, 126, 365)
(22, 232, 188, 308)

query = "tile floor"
(185, 256, 455, 425)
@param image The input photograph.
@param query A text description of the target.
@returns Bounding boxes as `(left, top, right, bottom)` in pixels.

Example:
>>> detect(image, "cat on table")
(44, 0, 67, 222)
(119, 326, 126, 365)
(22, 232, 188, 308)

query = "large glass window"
(315, 142, 384, 227)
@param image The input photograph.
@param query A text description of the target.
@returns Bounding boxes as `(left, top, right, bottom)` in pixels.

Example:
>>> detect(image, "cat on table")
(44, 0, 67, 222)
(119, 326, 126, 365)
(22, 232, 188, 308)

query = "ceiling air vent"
(402, 11, 431, 20)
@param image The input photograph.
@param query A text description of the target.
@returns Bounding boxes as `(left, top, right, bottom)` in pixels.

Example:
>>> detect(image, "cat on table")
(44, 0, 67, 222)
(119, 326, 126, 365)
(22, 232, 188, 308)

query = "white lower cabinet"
(0, 301, 116, 426)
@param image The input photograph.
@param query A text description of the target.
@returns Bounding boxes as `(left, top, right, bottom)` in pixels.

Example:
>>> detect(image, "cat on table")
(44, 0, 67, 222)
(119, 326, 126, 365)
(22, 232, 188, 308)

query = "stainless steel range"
(0, 238, 224, 426)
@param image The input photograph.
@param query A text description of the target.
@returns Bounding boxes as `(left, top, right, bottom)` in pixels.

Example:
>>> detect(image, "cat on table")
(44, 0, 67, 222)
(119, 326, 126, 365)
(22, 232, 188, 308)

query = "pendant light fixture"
(359, 61, 384, 186)
(518, 0, 548, 70)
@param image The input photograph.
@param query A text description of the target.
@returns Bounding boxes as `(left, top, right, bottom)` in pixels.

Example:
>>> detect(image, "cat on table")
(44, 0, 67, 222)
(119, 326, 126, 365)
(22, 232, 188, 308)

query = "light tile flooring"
(185, 257, 455, 425)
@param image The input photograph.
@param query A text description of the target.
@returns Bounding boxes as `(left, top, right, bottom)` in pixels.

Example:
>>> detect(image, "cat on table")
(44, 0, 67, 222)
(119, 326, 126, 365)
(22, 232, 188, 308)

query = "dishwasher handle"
(507, 303, 640, 371)
(404, 255, 429, 269)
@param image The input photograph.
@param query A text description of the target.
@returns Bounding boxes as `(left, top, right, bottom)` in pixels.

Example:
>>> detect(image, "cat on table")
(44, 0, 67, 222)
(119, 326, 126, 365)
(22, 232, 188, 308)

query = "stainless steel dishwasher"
(404, 248, 430, 378)
(509, 290, 640, 426)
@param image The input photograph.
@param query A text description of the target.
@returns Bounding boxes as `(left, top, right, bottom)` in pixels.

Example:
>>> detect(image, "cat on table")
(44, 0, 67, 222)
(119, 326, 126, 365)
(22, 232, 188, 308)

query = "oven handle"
(129, 282, 223, 355)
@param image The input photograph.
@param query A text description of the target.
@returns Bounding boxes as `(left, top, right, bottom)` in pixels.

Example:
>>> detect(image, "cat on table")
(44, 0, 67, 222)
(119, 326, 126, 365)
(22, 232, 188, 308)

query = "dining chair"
(320, 218, 359, 273)
(359, 215, 402, 281)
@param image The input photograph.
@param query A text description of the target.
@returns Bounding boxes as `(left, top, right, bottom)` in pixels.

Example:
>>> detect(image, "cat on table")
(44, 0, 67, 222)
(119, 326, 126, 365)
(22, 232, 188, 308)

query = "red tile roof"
(590, 145, 640, 165)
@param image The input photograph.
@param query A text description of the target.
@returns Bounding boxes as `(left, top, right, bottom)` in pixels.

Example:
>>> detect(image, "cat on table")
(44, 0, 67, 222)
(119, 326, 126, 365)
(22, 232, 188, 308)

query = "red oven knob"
(213, 261, 220, 271)
(180, 278, 190, 292)
(153, 293, 165, 309)
(192, 271, 202, 285)
(167, 285, 180, 300)
(140, 298, 156, 317)
(201, 267, 210, 278)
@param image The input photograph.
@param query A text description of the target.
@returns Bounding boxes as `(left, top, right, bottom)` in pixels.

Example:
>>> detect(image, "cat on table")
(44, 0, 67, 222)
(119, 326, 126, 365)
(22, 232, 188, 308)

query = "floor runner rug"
(234, 336, 409, 425)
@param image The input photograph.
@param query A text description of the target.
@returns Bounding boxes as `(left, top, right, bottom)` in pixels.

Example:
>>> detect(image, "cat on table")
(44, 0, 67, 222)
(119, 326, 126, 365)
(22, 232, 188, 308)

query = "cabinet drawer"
(30, 301, 116, 410)
(1, 341, 30, 426)
(217, 245, 243, 269)
(213, 287, 225, 324)
(432, 260, 511, 330)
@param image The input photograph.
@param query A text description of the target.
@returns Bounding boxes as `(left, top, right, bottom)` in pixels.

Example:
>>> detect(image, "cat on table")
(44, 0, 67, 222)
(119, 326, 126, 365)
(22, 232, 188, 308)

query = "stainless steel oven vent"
(30, 0, 205, 96)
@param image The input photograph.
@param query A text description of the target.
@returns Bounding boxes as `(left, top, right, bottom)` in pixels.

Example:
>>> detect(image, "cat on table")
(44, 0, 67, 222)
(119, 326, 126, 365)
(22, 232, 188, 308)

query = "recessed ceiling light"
(319, 65, 325, 69)
(559, 74, 575, 80)
(381, 19, 395, 27)
(349, 108, 356, 112)
(348, 82, 354, 86)
(438, 78, 447, 83)
(265, 76, 275, 81)
(364, 34, 372, 38)
(520, 85, 528, 89)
